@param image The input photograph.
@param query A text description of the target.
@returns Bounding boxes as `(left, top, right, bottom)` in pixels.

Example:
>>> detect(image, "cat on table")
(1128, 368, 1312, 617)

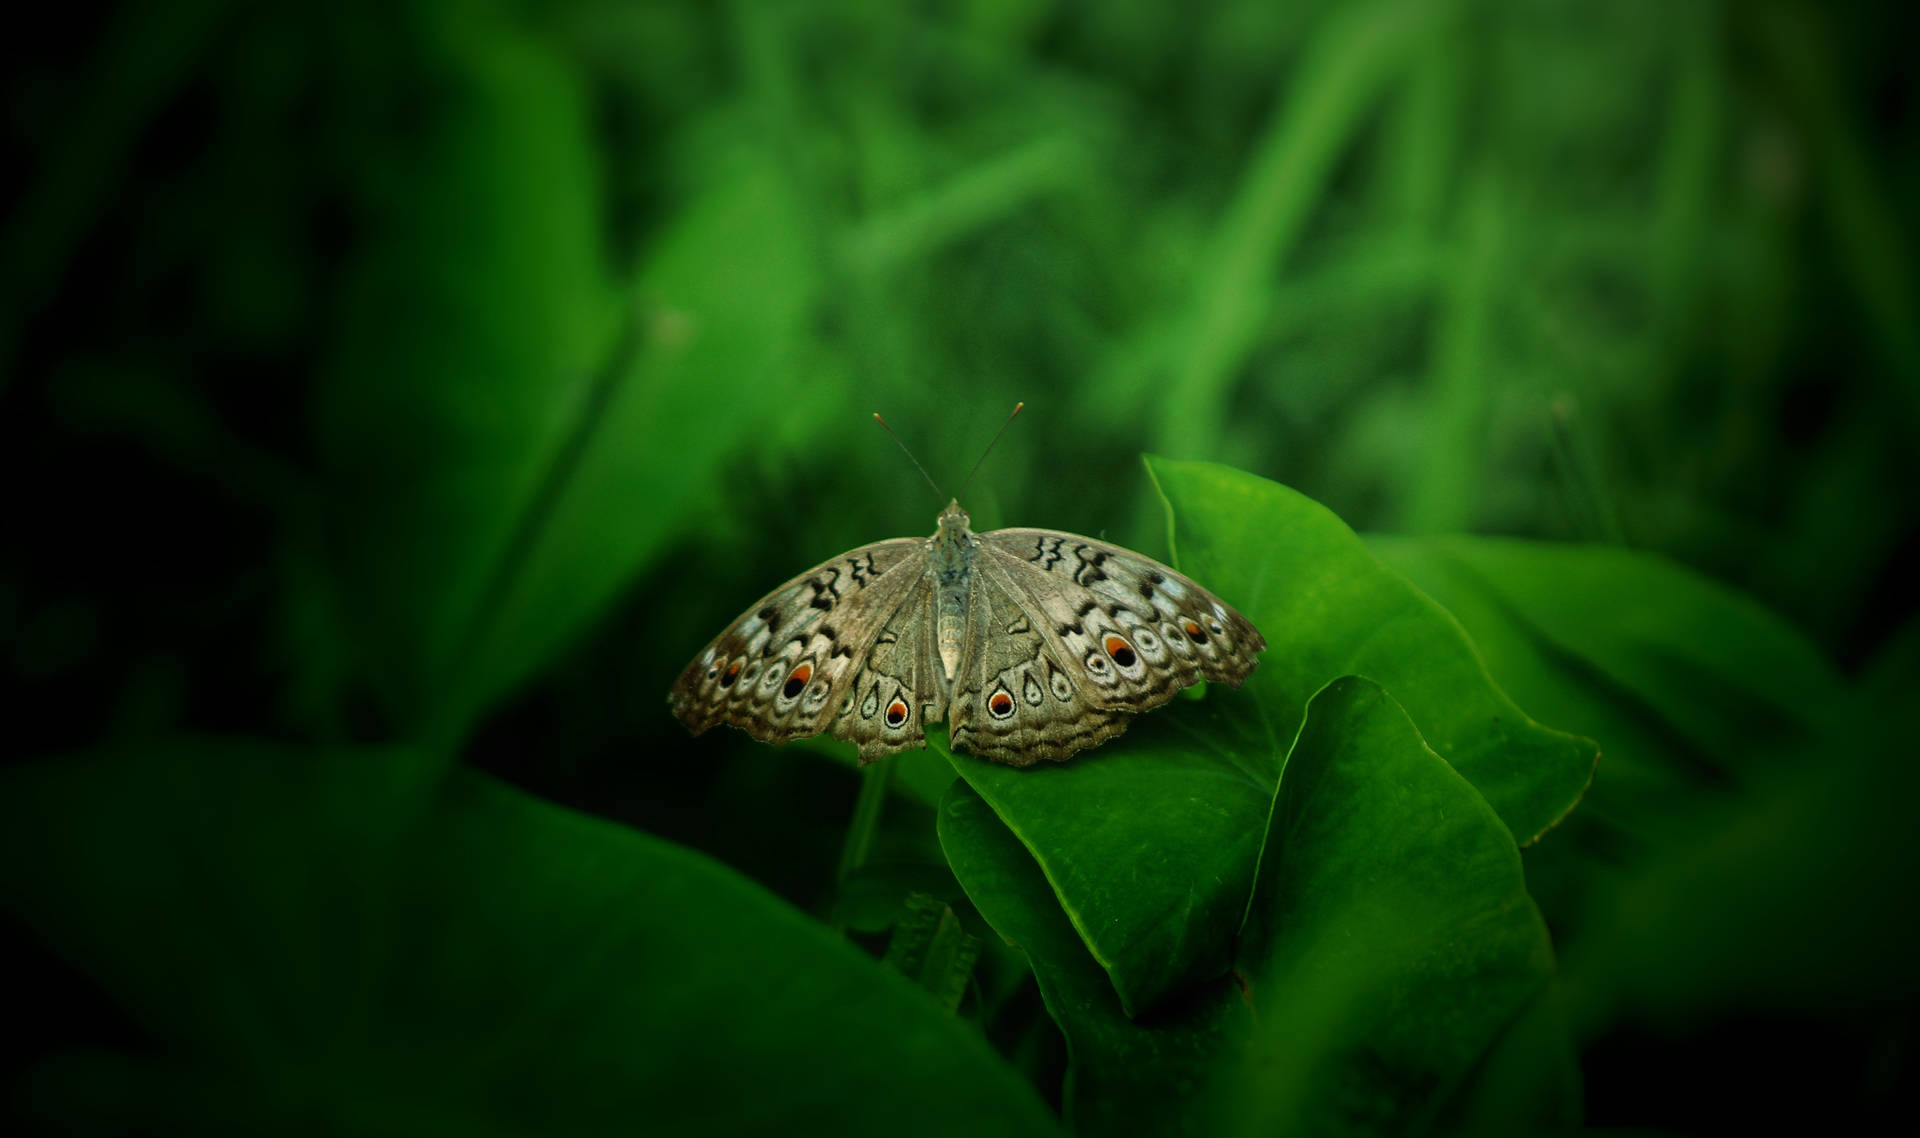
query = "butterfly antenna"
(872, 412, 946, 502)
(955, 401, 1024, 503)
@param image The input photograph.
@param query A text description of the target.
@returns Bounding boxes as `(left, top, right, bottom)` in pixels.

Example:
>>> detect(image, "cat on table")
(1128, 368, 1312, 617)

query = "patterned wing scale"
(977, 528, 1265, 718)
(948, 556, 1130, 766)
(668, 539, 923, 746)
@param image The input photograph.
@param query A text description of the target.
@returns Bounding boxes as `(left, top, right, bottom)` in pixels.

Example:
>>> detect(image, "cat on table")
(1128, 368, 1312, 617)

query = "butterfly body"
(669, 500, 1264, 767)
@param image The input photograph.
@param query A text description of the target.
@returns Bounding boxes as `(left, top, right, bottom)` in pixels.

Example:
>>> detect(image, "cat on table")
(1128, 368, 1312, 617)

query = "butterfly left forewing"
(669, 538, 923, 746)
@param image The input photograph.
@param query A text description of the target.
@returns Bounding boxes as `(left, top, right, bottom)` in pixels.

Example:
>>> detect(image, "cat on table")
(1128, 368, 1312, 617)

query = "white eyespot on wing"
(1047, 661, 1075, 702)
(759, 659, 789, 696)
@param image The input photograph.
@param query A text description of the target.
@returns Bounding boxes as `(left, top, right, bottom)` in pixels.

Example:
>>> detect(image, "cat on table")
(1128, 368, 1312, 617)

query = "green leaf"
(941, 459, 1594, 1016)
(316, 6, 615, 739)
(1366, 534, 1851, 932)
(471, 151, 825, 737)
(1148, 459, 1597, 842)
(1229, 677, 1572, 1135)
(1559, 748, 1920, 1035)
(934, 716, 1275, 1021)
(1371, 536, 1847, 766)
(315, 9, 823, 749)
(940, 780, 1249, 1138)
(0, 744, 1059, 1137)
(941, 677, 1572, 1136)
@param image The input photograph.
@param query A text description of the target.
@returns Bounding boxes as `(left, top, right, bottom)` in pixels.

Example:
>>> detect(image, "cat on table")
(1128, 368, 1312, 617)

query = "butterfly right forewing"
(977, 528, 1265, 715)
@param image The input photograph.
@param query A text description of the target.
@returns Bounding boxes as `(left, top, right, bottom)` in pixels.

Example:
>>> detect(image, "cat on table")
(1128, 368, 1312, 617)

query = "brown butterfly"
(667, 409, 1264, 766)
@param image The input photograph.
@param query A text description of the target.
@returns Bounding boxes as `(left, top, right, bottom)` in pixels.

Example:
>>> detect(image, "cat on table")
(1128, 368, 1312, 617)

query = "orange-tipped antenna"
(873, 412, 946, 502)
(955, 401, 1023, 503)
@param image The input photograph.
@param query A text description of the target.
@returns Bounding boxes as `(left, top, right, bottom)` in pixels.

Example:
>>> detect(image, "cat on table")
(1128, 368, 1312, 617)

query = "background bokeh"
(4, 0, 1916, 1133)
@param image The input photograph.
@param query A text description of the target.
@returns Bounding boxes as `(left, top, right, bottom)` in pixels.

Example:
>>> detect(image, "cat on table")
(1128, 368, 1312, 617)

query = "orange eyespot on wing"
(781, 662, 813, 699)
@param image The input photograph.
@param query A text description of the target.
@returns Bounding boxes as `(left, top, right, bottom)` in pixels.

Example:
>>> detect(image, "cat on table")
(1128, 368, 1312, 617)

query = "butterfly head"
(936, 498, 971, 537)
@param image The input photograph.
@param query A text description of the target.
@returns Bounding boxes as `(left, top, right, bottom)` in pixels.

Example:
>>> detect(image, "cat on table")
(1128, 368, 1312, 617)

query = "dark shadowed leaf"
(940, 780, 1249, 1138)
(1366, 534, 1850, 933)
(315, 7, 614, 739)
(942, 676, 1573, 1136)
(314, 8, 822, 749)
(0, 744, 1059, 1137)
(1228, 676, 1572, 1135)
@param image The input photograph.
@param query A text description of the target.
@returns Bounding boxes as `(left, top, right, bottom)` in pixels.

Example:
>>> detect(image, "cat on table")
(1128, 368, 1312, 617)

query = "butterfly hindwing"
(948, 555, 1131, 765)
(827, 579, 945, 764)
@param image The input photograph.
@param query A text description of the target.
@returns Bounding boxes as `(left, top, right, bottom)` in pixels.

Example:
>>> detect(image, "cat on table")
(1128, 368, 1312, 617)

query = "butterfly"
(668, 483, 1265, 767)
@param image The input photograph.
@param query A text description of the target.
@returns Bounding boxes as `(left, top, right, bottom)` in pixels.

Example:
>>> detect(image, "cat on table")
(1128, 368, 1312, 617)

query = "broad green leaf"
(1366, 535, 1851, 933)
(933, 714, 1275, 1021)
(316, 5, 614, 738)
(1372, 536, 1848, 766)
(942, 459, 1594, 1015)
(1561, 715, 1920, 1033)
(470, 150, 825, 736)
(1366, 534, 1719, 932)
(315, 7, 822, 747)
(1229, 677, 1571, 1135)
(1149, 459, 1596, 841)
(0, 743, 1059, 1137)
(941, 677, 1572, 1136)
(940, 780, 1250, 1138)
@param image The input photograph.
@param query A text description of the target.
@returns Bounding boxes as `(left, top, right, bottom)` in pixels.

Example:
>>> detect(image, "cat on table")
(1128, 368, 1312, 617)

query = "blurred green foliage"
(3, 0, 1916, 1134)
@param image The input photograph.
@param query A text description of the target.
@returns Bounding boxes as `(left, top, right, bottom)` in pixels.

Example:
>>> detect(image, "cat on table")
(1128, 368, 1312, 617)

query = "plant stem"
(830, 760, 892, 932)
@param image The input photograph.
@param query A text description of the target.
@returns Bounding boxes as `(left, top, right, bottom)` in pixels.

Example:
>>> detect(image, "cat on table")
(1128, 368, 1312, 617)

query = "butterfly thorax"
(929, 500, 976, 683)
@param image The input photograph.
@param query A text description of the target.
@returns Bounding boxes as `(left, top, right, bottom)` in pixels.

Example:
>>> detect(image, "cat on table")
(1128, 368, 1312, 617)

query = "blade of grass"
(1397, 167, 1504, 533)
(1156, 0, 1464, 459)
